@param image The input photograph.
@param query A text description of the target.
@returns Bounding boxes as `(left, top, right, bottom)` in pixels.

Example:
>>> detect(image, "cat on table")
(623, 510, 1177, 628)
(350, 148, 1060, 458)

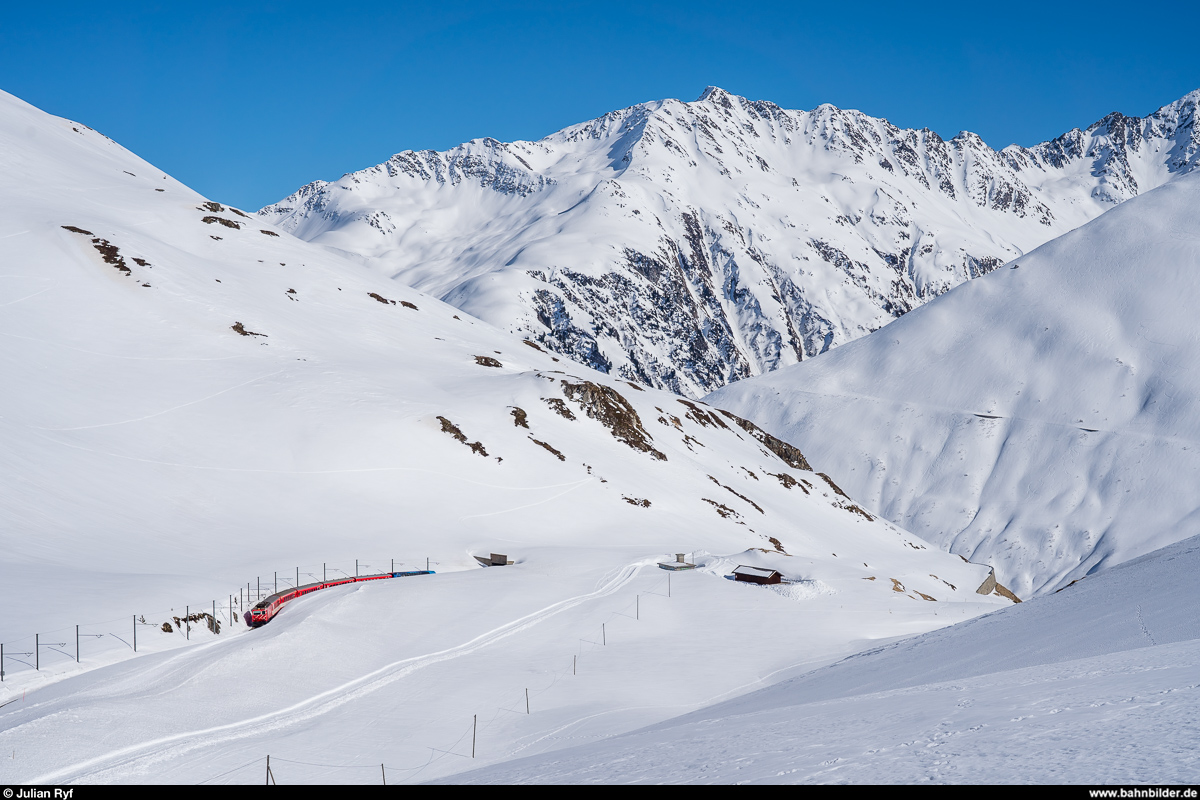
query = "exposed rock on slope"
(262, 87, 1200, 396)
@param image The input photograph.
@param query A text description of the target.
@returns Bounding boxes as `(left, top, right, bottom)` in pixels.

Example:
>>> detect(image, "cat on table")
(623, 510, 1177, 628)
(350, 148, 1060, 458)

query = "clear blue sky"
(3, 1, 1197, 210)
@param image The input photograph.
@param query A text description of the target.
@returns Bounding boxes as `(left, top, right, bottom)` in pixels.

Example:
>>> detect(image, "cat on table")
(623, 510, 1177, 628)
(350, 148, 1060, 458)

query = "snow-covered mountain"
(708, 171, 1200, 599)
(0, 88, 1014, 783)
(261, 87, 1200, 396)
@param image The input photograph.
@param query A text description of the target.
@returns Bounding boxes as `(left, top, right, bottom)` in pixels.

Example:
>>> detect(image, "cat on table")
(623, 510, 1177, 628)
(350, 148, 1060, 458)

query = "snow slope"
(709, 171, 1200, 598)
(443, 532, 1200, 784)
(0, 86, 1012, 776)
(260, 87, 1200, 396)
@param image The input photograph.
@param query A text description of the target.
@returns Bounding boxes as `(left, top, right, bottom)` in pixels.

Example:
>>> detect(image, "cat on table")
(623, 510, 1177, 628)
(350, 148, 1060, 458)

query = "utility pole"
(472, 714, 477, 758)
(133, 616, 137, 652)
(186, 606, 189, 640)
(526, 688, 530, 714)
(323, 562, 326, 582)
(76, 625, 79, 663)
(35, 634, 38, 670)
(602, 623, 606, 646)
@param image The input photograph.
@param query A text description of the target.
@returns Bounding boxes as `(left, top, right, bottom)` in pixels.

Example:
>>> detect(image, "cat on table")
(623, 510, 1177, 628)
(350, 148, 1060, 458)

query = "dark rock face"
(261, 88, 1200, 396)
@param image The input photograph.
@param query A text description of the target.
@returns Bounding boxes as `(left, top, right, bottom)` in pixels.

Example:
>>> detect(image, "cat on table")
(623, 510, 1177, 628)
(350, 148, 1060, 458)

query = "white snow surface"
(260, 86, 1200, 397)
(0, 89, 1014, 782)
(708, 171, 1200, 598)
(442, 532, 1200, 784)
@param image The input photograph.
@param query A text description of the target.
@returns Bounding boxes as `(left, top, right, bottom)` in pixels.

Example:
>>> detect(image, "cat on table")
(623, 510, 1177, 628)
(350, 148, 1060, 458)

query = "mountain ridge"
(261, 86, 1200, 396)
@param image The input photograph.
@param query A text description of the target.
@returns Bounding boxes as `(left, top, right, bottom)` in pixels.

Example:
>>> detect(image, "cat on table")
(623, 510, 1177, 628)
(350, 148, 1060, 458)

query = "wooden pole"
(76, 625, 79, 663)
(573, 654, 576, 676)
(602, 623, 606, 646)
(1, 642, 4, 681)
(186, 605, 189, 640)
(472, 714, 477, 758)
(381, 763, 386, 785)
(35, 634, 38, 670)
(133, 615, 137, 652)
(526, 688, 530, 714)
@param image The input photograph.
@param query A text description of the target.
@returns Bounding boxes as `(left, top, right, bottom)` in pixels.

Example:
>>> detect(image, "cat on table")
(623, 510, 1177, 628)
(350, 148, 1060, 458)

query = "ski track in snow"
(30, 368, 289, 431)
(460, 478, 593, 519)
(0, 328, 260, 361)
(25, 559, 652, 785)
(9, 420, 597, 492)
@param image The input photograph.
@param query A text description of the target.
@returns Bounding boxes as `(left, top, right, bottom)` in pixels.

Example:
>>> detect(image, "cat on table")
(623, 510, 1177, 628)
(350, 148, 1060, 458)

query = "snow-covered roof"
(733, 565, 779, 578)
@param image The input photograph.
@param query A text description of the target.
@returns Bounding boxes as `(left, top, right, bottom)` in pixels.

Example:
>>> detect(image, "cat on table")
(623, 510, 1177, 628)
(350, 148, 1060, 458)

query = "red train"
(245, 570, 433, 627)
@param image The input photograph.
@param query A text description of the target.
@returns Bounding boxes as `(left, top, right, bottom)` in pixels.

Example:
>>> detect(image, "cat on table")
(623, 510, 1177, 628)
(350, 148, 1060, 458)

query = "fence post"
(356, 560, 359, 578)
(133, 615, 137, 652)
(472, 714, 477, 758)
(296, 567, 299, 588)
(602, 623, 606, 646)
(323, 563, 326, 582)
(526, 688, 530, 714)
(381, 764, 386, 785)
(186, 606, 190, 640)
(35, 634, 38, 670)
(76, 625, 80, 663)
(2, 642, 5, 681)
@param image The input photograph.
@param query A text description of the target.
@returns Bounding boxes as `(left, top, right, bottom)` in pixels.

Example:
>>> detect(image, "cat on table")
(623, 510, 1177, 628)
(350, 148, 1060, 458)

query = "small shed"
(473, 553, 515, 567)
(657, 553, 696, 571)
(732, 565, 782, 585)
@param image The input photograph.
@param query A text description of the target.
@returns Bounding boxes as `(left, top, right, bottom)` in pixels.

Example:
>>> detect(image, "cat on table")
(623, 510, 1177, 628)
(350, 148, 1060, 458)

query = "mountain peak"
(697, 86, 734, 106)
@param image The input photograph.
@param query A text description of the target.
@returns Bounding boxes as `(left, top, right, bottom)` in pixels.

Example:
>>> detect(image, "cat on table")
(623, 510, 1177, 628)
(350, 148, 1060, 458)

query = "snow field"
(0, 549, 1003, 784)
(443, 534, 1200, 784)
